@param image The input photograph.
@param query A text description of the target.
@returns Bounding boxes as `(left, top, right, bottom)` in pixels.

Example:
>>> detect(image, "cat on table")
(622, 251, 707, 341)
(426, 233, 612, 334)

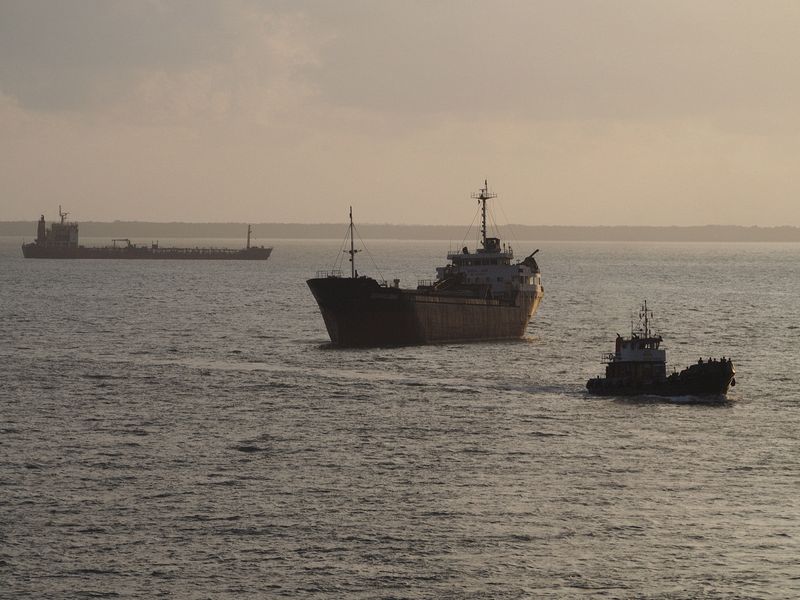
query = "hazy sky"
(2, 1, 800, 225)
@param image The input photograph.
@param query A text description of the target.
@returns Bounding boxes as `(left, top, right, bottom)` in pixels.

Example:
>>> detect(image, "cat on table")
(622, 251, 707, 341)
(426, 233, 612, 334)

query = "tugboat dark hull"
(21, 243, 272, 260)
(307, 276, 542, 347)
(587, 361, 736, 397)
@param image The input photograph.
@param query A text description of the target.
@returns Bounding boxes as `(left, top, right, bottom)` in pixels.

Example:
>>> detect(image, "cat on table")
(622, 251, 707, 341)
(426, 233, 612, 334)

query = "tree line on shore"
(2, 220, 799, 242)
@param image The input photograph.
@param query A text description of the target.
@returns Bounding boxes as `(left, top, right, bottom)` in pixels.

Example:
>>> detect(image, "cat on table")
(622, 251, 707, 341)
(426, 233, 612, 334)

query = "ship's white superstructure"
(615, 337, 666, 363)
(431, 181, 543, 298)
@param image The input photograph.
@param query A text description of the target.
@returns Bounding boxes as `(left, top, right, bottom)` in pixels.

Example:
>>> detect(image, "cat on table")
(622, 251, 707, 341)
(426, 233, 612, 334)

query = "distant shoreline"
(2, 221, 799, 242)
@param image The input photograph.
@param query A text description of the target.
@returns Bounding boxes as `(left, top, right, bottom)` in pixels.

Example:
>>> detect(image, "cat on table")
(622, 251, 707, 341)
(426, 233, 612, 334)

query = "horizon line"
(1, 219, 798, 229)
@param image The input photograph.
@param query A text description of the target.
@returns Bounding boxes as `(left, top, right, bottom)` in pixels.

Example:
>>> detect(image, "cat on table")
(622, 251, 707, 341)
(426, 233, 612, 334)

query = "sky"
(2, 0, 800, 226)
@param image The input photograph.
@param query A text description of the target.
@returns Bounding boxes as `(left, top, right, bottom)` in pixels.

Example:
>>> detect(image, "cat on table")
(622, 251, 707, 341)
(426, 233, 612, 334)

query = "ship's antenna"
(471, 179, 496, 249)
(247, 225, 251, 249)
(347, 206, 360, 278)
(59, 205, 69, 224)
(641, 300, 650, 338)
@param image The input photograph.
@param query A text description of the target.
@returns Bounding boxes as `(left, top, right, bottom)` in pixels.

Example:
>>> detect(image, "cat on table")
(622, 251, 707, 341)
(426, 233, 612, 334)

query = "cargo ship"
(21, 208, 272, 260)
(307, 181, 544, 347)
(586, 301, 736, 397)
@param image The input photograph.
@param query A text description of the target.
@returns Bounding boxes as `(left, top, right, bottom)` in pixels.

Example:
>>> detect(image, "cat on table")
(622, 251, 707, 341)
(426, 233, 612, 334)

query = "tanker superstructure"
(307, 181, 543, 347)
(21, 208, 272, 260)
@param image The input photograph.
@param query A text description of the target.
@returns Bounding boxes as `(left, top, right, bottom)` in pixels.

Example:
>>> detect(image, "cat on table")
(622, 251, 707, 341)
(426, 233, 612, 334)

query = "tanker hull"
(308, 277, 542, 347)
(22, 243, 272, 260)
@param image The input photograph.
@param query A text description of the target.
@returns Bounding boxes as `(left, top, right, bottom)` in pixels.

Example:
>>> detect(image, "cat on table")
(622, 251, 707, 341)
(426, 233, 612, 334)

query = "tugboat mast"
(471, 179, 496, 249)
(640, 300, 652, 338)
(59, 205, 69, 224)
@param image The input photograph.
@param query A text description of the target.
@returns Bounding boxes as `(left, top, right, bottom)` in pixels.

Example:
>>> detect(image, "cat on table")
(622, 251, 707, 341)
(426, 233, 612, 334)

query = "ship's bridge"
(447, 251, 514, 266)
(437, 244, 541, 295)
(432, 181, 543, 296)
(614, 335, 666, 363)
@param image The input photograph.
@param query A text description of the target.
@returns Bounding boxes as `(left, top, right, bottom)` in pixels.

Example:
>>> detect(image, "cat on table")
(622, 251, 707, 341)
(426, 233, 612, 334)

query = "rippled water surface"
(2, 237, 799, 599)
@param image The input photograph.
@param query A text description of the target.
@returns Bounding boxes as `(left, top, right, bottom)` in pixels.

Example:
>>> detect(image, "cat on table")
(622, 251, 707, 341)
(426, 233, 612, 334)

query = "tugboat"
(586, 301, 736, 397)
(306, 181, 544, 347)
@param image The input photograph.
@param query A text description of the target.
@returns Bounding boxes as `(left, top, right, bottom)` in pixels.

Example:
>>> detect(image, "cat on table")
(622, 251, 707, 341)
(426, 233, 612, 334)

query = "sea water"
(1, 237, 798, 599)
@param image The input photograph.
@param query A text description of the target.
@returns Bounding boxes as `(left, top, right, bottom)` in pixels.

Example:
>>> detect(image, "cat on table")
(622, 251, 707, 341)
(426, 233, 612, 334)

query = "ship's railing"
(417, 279, 435, 288)
(152, 247, 263, 255)
(379, 278, 402, 288)
(316, 269, 343, 278)
(446, 250, 515, 260)
(601, 352, 619, 363)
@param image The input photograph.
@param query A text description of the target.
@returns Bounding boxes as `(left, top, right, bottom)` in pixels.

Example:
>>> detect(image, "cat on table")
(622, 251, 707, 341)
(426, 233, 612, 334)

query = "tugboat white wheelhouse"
(307, 181, 544, 347)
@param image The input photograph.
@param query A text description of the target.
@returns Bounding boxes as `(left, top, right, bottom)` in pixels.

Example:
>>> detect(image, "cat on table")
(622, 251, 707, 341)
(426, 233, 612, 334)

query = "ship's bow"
(308, 276, 418, 347)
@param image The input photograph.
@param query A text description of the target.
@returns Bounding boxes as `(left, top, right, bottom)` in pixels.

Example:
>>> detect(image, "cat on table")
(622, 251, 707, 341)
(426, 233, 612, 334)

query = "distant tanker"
(21, 208, 272, 260)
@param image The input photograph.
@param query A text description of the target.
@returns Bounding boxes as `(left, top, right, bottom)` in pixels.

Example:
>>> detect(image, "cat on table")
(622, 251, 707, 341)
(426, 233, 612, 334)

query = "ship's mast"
(347, 206, 360, 278)
(247, 225, 251, 250)
(641, 300, 651, 338)
(59, 205, 69, 224)
(471, 180, 497, 249)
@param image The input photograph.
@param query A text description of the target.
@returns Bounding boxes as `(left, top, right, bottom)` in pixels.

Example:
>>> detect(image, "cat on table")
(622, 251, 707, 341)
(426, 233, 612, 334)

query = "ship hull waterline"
(21, 244, 272, 260)
(586, 371, 735, 398)
(308, 276, 542, 347)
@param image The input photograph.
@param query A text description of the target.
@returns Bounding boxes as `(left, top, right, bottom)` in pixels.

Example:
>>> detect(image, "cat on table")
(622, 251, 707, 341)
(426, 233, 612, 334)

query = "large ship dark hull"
(586, 360, 736, 397)
(307, 276, 542, 347)
(21, 243, 271, 260)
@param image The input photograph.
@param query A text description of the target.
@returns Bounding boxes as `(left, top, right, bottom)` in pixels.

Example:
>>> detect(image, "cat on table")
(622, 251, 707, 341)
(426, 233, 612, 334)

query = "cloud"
(4, 1, 800, 126)
(1, 1, 799, 225)
(302, 1, 800, 123)
(0, 0, 323, 126)
(0, 1, 222, 109)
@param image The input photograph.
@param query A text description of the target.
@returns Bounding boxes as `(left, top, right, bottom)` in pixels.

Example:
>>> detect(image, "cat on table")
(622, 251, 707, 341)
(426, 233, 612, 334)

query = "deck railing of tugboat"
(417, 279, 435, 288)
(316, 269, 343, 278)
